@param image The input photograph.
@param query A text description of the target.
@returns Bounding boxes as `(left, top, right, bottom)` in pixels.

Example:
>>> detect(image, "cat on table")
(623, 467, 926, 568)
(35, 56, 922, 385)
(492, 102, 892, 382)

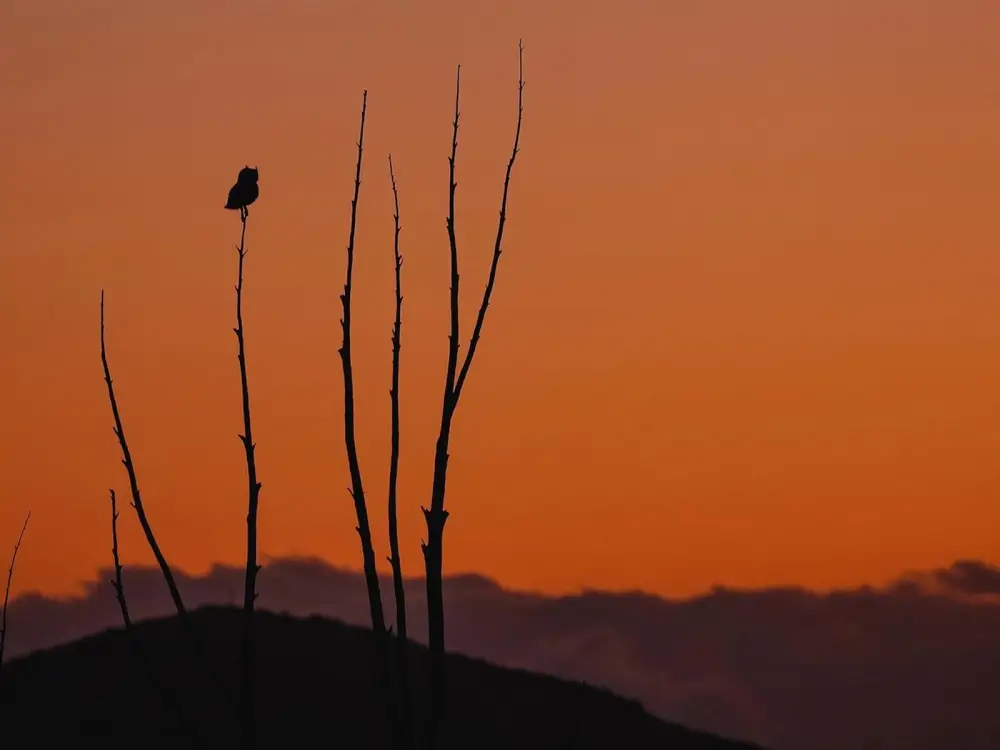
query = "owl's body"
(225, 166, 259, 211)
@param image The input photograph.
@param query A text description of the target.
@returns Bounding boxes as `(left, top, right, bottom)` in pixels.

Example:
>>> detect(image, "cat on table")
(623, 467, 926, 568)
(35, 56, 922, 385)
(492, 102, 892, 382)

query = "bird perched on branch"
(225, 166, 259, 218)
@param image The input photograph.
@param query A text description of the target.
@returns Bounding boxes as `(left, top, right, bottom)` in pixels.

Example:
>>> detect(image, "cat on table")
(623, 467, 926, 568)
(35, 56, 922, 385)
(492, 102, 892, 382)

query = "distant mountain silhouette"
(0, 606, 765, 749)
(6, 559, 1000, 748)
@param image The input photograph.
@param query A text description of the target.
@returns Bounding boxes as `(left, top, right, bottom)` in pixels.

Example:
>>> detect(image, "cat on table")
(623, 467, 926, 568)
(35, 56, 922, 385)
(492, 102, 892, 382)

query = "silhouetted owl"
(225, 166, 259, 212)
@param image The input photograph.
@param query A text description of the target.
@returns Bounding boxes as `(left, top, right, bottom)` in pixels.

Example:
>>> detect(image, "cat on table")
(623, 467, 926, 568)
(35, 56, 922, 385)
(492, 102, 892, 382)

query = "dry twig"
(0, 511, 30, 675)
(101, 292, 189, 617)
(100, 291, 233, 711)
(109, 489, 207, 748)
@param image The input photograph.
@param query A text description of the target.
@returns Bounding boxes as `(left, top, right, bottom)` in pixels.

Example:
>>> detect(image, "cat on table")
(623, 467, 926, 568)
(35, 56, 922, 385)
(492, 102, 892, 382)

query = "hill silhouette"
(0, 606, 764, 749)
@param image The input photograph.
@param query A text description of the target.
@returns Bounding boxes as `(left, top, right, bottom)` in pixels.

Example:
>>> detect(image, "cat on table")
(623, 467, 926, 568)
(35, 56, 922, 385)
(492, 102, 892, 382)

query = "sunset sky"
(2, 0, 999, 600)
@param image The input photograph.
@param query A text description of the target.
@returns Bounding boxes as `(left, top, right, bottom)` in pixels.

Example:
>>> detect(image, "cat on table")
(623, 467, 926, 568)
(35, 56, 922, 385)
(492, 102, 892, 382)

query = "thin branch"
(421, 41, 525, 750)
(101, 291, 187, 616)
(234, 206, 264, 750)
(0, 511, 30, 673)
(109, 490, 132, 625)
(386, 153, 414, 749)
(443, 63, 463, 405)
(100, 290, 234, 712)
(109, 490, 207, 749)
(419, 63, 462, 750)
(453, 40, 525, 404)
(337, 90, 398, 746)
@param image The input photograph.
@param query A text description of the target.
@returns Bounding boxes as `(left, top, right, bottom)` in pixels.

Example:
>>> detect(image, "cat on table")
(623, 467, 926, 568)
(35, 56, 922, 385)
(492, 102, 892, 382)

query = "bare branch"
(386, 153, 414, 749)
(337, 90, 398, 746)
(0, 511, 30, 673)
(109, 490, 132, 629)
(109, 490, 207, 748)
(453, 39, 525, 404)
(422, 41, 525, 750)
(101, 291, 187, 616)
(443, 64, 463, 404)
(100, 290, 234, 712)
(233, 208, 264, 750)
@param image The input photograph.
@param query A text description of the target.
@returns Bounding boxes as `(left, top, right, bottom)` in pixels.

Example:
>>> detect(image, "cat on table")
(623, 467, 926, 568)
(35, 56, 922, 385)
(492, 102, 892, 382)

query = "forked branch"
(0, 511, 30, 675)
(442, 63, 463, 410)
(421, 39, 525, 750)
(453, 41, 525, 404)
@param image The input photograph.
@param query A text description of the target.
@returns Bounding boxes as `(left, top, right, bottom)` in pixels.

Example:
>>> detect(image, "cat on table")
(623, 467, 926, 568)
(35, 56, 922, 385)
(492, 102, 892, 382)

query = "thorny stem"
(109, 490, 207, 749)
(337, 90, 399, 747)
(234, 206, 263, 750)
(453, 44, 525, 404)
(421, 39, 525, 750)
(101, 292, 188, 616)
(386, 153, 414, 749)
(109, 491, 131, 629)
(444, 63, 463, 414)
(0, 512, 30, 675)
(100, 291, 235, 715)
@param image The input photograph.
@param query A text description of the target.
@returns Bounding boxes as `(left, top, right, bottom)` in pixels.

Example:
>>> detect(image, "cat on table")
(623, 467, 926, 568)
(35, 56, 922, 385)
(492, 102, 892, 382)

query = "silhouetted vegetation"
(0, 608, 767, 750)
(0, 511, 29, 682)
(108, 489, 207, 747)
(88, 41, 530, 750)
(0, 39, 769, 750)
(232, 177, 264, 750)
(100, 290, 236, 723)
(334, 42, 524, 750)
(386, 152, 415, 748)
(419, 40, 525, 750)
(100, 166, 265, 749)
(337, 88, 399, 745)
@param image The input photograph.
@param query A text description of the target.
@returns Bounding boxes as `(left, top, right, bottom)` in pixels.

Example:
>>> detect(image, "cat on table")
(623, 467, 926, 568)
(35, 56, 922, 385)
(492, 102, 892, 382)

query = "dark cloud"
(4, 558, 1000, 750)
(932, 559, 1000, 596)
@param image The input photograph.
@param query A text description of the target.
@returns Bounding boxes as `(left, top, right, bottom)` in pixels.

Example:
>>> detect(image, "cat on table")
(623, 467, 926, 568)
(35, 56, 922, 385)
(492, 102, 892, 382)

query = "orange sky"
(2, 0, 999, 600)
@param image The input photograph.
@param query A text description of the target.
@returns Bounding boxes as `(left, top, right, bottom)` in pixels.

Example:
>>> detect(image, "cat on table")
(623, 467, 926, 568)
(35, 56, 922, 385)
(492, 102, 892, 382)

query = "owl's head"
(238, 165, 259, 184)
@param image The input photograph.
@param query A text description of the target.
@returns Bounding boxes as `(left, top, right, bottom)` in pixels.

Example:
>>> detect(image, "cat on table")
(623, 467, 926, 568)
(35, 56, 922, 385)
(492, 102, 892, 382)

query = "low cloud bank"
(5, 558, 1000, 750)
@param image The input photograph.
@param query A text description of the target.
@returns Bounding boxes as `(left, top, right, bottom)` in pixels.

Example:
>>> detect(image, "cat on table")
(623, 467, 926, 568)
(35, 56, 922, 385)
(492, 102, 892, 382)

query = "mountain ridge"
(0, 605, 765, 749)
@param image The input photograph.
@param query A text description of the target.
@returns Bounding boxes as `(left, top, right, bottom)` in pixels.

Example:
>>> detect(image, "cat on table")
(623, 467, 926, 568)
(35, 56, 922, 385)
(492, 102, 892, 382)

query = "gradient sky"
(2, 0, 999, 600)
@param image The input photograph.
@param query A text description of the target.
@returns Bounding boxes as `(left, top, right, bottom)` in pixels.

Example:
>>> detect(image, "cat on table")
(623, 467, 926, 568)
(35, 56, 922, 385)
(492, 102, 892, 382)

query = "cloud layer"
(5, 558, 1000, 750)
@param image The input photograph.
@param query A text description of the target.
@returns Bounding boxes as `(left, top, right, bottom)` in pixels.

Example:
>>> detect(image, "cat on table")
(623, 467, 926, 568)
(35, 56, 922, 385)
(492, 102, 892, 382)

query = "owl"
(225, 166, 260, 213)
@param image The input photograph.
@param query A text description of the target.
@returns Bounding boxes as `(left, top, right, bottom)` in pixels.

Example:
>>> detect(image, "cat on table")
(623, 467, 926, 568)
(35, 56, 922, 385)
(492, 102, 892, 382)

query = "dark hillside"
(0, 606, 765, 749)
